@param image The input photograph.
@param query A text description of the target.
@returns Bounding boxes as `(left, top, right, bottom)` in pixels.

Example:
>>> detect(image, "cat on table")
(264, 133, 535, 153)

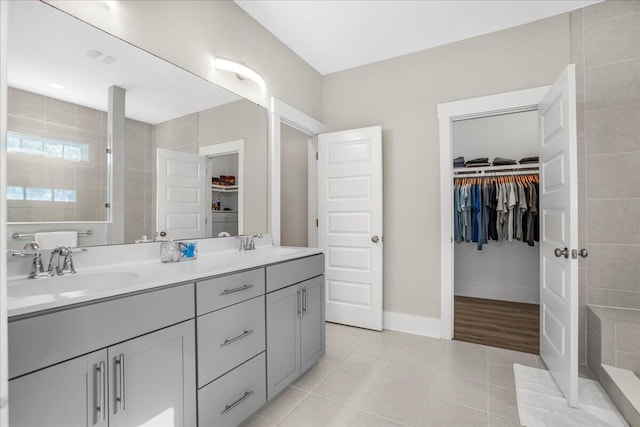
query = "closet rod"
(453, 163, 539, 175)
(454, 170, 538, 178)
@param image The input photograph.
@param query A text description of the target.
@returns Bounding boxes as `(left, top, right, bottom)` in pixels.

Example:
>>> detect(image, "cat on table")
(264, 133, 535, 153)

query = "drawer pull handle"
(221, 390, 254, 415)
(96, 361, 106, 423)
(220, 329, 254, 347)
(220, 284, 253, 296)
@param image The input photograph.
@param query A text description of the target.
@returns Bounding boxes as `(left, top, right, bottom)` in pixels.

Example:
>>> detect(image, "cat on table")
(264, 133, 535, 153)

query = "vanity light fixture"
(48, 83, 64, 90)
(214, 57, 266, 92)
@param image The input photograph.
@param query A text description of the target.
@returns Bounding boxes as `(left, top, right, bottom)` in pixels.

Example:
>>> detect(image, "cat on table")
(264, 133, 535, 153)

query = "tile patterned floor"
(243, 323, 553, 427)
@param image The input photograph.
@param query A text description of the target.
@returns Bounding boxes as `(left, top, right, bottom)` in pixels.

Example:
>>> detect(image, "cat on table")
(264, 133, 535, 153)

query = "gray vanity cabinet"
(108, 320, 196, 427)
(300, 275, 326, 373)
(266, 283, 301, 399)
(9, 350, 108, 427)
(9, 320, 196, 427)
(265, 253, 325, 400)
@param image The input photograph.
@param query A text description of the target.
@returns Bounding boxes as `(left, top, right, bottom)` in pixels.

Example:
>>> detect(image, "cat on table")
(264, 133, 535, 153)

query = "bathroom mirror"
(5, 1, 268, 248)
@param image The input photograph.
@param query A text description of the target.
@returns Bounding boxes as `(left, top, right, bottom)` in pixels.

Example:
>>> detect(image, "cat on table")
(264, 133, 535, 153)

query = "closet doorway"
(438, 65, 580, 407)
(451, 111, 540, 354)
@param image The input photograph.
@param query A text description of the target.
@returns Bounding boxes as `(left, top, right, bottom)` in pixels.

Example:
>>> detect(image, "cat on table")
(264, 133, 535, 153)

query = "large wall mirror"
(5, 1, 268, 249)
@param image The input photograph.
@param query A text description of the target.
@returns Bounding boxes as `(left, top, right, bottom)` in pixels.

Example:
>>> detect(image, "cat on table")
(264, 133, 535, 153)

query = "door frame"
(269, 97, 326, 246)
(437, 86, 550, 340)
(199, 139, 245, 236)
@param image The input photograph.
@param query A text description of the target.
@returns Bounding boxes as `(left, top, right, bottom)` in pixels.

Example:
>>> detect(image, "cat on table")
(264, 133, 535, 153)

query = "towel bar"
(11, 230, 93, 240)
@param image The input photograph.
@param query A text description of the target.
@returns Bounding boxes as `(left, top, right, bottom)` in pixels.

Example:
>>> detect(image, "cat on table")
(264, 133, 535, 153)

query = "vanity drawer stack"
(195, 268, 267, 426)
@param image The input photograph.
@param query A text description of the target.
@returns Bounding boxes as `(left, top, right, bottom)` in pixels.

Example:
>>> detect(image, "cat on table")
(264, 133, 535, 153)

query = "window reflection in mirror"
(5, 1, 268, 247)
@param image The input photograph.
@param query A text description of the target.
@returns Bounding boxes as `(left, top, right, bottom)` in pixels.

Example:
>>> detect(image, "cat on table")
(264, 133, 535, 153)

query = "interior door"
(318, 126, 383, 331)
(538, 64, 579, 407)
(156, 148, 207, 240)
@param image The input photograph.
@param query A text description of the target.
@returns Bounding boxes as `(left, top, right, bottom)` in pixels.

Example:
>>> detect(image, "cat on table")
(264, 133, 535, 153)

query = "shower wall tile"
(587, 245, 640, 292)
(587, 199, 640, 245)
(584, 12, 640, 67)
(585, 106, 640, 155)
(570, 9, 584, 53)
(588, 288, 640, 310)
(616, 351, 640, 375)
(584, 59, 640, 111)
(583, 0, 640, 25)
(586, 152, 640, 199)
(616, 323, 640, 355)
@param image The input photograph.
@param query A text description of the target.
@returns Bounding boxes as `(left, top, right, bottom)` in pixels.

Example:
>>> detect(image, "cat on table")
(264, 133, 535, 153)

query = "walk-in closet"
(452, 110, 540, 354)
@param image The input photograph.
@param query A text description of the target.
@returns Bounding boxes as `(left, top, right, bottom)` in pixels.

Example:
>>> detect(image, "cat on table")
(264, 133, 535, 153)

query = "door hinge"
(105, 148, 112, 154)
(105, 203, 111, 208)
(316, 152, 318, 160)
(316, 219, 318, 227)
(205, 217, 208, 224)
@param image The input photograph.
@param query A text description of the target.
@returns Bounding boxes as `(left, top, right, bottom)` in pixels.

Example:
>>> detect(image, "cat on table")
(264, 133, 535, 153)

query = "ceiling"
(8, 1, 240, 124)
(235, 0, 601, 75)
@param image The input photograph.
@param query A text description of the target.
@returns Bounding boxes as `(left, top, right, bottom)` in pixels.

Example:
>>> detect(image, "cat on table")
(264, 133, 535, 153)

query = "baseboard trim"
(455, 281, 539, 304)
(383, 311, 441, 338)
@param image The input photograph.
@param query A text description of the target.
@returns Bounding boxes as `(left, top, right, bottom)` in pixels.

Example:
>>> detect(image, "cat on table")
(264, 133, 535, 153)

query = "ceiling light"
(48, 83, 64, 90)
(102, 56, 118, 65)
(85, 49, 104, 59)
(214, 57, 266, 92)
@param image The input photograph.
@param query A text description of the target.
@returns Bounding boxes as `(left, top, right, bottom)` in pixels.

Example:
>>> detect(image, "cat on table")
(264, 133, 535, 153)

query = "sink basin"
(9, 271, 140, 298)
(253, 247, 300, 256)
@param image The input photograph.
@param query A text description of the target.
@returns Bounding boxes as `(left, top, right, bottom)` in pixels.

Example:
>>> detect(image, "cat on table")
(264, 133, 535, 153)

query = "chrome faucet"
(237, 233, 263, 251)
(47, 246, 76, 276)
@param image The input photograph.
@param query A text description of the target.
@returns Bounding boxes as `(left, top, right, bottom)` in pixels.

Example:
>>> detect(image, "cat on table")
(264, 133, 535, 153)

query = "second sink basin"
(9, 271, 140, 298)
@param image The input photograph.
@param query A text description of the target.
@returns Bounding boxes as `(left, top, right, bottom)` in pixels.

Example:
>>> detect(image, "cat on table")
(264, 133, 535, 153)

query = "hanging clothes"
(453, 173, 539, 250)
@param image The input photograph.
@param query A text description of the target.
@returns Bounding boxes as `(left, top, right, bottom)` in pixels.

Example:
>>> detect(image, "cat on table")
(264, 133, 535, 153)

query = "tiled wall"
(7, 87, 108, 222)
(572, 1, 640, 364)
(7, 87, 155, 243)
(124, 119, 153, 243)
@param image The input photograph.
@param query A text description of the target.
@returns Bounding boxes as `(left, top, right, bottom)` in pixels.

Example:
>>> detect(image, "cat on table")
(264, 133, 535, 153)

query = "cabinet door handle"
(220, 284, 253, 296)
(115, 354, 126, 412)
(220, 329, 254, 347)
(297, 289, 301, 318)
(221, 390, 254, 415)
(302, 288, 307, 316)
(96, 361, 106, 423)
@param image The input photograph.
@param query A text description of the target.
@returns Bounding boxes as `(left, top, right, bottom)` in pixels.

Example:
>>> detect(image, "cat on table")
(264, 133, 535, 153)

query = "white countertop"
(8, 245, 323, 318)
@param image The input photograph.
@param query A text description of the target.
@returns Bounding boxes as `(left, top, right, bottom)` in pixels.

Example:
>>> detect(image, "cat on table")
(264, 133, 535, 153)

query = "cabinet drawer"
(266, 254, 324, 293)
(9, 283, 194, 379)
(196, 268, 264, 315)
(197, 296, 265, 387)
(212, 212, 238, 223)
(198, 353, 266, 427)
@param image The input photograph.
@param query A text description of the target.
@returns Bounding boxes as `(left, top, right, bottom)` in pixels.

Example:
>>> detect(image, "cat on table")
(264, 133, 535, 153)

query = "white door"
(156, 148, 207, 240)
(538, 64, 579, 407)
(318, 126, 383, 331)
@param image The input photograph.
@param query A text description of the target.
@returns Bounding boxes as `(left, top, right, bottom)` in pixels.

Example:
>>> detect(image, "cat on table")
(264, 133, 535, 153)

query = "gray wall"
(198, 100, 268, 235)
(280, 124, 308, 247)
(571, 1, 640, 365)
(323, 14, 571, 320)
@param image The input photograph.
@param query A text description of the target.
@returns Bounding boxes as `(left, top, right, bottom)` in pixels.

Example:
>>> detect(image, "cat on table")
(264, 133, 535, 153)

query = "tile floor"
(243, 322, 561, 427)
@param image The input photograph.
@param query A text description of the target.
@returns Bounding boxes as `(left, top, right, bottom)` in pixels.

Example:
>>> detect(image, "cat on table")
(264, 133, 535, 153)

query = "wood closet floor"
(454, 296, 540, 355)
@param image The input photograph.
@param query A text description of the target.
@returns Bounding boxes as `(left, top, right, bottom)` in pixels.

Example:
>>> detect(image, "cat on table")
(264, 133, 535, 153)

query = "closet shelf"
(211, 185, 239, 192)
(453, 163, 539, 177)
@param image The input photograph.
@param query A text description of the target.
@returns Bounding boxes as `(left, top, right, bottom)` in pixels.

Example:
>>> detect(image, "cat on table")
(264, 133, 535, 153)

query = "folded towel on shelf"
(519, 156, 539, 164)
(34, 231, 78, 250)
(465, 157, 489, 165)
(465, 162, 491, 168)
(492, 157, 517, 165)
